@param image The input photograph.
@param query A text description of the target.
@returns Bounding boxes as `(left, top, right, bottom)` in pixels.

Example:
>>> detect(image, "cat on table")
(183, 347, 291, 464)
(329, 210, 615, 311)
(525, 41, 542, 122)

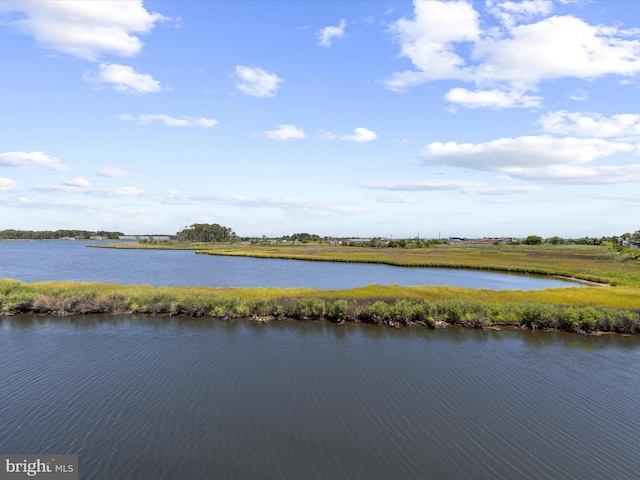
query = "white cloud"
(486, 0, 553, 29)
(85, 63, 161, 94)
(421, 136, 635, 170)
(539, 111, 640, 138)
(362, 179, 541, 195)
(505, 164, 640, 184)
(341, 127, 377, 143)
(120, 113, 218, 127)
(264, 124, 307, 140)
(0, 151, 69, 171)
(0, 178, 19, 192)
(568, 89, 588, 101)
(0, 0, 166, 61)
(474, 16, 640, 83)
(386, 1, 640, 108)
(445, 87, 542, 109)
(420, 134, 640, 184)
(157, 190, 361, 216)
(362, 179, 483, 191)
(235, 65, 282, 97)
(318, 19, 346, 47)
(64, 177, 91, 188)
(32, 184, 87, 194)
(387, 0, 479, 89)
(96, 167, 132, 178)
(34, 182, 146, 197)
(89, 186, 145, 197)
(369, 193, 416, 204)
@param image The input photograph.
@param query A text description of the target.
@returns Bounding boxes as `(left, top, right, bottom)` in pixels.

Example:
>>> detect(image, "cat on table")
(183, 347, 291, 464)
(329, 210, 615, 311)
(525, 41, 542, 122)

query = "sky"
(2, 0, 640, 239)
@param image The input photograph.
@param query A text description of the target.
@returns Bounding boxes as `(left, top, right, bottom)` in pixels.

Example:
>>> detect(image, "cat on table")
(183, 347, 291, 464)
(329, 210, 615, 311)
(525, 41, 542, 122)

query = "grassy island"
(4, 242, 640, 335)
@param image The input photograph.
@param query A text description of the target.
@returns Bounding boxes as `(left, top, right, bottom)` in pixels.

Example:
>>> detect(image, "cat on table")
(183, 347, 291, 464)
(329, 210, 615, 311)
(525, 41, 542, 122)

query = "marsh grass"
(4, 243, 640, 335)
(2, 279, 640, 335)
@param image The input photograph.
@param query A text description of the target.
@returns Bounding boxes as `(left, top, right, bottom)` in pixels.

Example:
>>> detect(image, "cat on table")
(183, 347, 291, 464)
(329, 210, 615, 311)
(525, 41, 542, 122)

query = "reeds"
(2, 279, 639, 335)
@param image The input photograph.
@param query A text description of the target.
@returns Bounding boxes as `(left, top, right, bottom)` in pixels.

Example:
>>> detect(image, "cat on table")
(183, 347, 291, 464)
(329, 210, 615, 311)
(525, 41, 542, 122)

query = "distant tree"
(522, 235, 543, 245)
(176, 223, 236, 242)
(290, 233, 321, 243)
(546, 236, 565, 245)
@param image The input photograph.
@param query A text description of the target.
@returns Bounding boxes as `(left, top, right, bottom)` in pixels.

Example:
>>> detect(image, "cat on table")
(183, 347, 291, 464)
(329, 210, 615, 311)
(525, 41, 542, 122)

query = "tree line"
(0, 229, 123, 240)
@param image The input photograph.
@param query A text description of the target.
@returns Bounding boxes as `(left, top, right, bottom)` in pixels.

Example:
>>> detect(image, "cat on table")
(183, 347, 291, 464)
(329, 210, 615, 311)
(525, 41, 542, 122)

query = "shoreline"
(1, 279, 638, 336)
(2, 310, 635, 337)
(95, 242, 617, 286)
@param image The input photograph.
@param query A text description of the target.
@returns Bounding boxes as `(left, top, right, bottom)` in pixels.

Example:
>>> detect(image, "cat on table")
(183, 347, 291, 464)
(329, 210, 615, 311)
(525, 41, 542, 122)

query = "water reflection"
(1, 316, 639, 479)
(5, 314, 636, 351)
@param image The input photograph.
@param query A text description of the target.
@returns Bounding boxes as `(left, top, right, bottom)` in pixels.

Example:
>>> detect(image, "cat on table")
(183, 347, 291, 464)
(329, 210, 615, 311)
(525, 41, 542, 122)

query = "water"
(0, 241, 583, 290)
(1, 317, 638, 479)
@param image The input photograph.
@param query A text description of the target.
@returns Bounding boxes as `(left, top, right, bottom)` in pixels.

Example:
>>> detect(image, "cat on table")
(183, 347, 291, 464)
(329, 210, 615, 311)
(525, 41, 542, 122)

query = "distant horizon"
(1, 226, 636, 241)
(2, 1, 640, 238)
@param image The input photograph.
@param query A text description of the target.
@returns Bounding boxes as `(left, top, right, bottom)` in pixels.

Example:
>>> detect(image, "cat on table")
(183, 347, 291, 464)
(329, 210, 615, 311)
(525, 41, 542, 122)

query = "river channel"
(1, 316, 638, 479)
(3, 241, 632, 479)
(0, 241, 583, 290)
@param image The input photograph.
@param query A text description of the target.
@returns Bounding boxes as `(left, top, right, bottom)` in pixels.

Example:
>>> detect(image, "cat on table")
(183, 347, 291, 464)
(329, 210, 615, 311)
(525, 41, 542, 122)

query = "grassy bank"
(195, 243, 640, 286)
(98, 242, 640, 286)
(2, 279, 640, 335)
(7, 243, 640, 335)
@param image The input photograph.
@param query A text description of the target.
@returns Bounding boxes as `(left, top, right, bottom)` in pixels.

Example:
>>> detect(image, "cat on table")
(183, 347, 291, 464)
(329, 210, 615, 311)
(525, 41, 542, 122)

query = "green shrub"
(294, 298, 325, 319)
(327, 299, 348, 322)
(359, 301, 390, 323)
(519, 303, 556, 328)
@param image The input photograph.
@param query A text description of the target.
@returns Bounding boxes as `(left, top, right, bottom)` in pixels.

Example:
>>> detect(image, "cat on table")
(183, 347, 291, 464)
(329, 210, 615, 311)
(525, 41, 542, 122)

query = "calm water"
(0, 241, 583, 290)
(1, 317, 638, 479)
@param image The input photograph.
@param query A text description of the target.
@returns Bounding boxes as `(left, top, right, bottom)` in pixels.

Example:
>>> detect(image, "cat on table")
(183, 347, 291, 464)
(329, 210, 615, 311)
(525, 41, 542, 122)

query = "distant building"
(619, 239, 640, 249)
(118, 235, 170, 242)
(448, 237, 516, 245)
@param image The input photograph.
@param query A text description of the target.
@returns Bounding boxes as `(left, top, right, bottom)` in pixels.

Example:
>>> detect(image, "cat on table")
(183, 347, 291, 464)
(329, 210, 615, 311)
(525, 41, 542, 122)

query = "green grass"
(5, 242, 640, 335)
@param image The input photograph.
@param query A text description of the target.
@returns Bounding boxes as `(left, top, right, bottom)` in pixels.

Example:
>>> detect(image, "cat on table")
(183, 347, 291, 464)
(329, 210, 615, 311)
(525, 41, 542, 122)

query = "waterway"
(1, 316, 638, 479)
(0, 241, 583, 290)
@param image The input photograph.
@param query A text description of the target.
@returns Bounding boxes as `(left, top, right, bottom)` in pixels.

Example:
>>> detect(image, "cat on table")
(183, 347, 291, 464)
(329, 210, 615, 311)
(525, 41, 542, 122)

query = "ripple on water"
(1, 318, 639, 479)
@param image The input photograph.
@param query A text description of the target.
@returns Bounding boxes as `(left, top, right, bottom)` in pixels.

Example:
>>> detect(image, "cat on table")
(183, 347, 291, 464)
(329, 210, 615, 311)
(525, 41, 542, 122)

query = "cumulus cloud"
(0, 178, 19, 192)
(85, 63, 161, 94)
(120, 113, 218, 127)
(386, 0, 640, 108)
(387, 0, 480, 88)
(539, 111, 640, 138)
(264, 124, 307, 140)
(235, 66, 282, 97)
(421, 136, 635, 170)
(0, 151, 69, 171)
(420, 134, 640, 184)
(362, 179, 541, 195)
(318, 19, 346, 47)
(341, 127, 378, 143)
(0, 0, 166, 61)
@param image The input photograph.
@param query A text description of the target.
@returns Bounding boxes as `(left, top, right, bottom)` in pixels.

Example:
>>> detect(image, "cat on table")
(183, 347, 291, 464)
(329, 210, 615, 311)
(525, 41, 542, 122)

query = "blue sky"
(2, 0, 640, 238)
